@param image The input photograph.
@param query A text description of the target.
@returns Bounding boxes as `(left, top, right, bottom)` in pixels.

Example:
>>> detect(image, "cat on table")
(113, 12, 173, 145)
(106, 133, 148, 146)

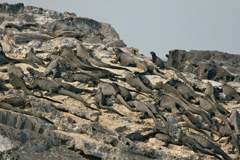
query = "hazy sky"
(2, 0, 240, 58)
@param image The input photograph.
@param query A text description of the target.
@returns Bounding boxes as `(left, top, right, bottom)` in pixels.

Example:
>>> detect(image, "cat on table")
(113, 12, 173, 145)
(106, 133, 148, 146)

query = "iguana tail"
(116, 94, 133, 111)
(99, 63, 130, 71)
(17, 59, 39, 68)
(89, 58, 131, 71)
(58, 88, 99, 111)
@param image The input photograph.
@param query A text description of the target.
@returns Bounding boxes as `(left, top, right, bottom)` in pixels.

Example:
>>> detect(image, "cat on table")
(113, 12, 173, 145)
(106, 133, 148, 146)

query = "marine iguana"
(61, 71, 98, 86)
(95, 82, 159, 118)
(44, 46, 122, 80)
(125, 72, 152, 94)
(196, 61, 234, 82)
(25, 48, 45, 67)
(0, 80, 8, 91)
(95, 82, 134, 113)
(29, 77, 98, 111)
(76, 43, 130, 71)
(77, 69, 121, 81)
(150, 51, 165, 69)
(27, 67, 45, 78)
(134, 72, 155, 89)
(157, 98, 217, 138)
(154, 113, 232, 160)
(228, 110, 240, 156)
(112, 48, 138, 67)
(204, 82, 217, 102)
(198, 97, 229, 118)
(7, 63, 32, 95)
(7, 64, 62, 103)
(221, 117, 240, 155)
(4, 22, 41, 32)
(181, 132, 232, 160)
(43, 56, 63, 78)
(138, 64, 167, 79)
(55, 78, 94, 94)
(13, 32, 53, 44)
(127, 100, 156, 120)
(0, 43, 35, 66)
(95, 87, 124, 116)
(166, 78, 197, 101)
(1, 94, 26, 108)
(222, 83, 240, 101)
(61, 46, 113, 72)
(155, 82, 212, 127)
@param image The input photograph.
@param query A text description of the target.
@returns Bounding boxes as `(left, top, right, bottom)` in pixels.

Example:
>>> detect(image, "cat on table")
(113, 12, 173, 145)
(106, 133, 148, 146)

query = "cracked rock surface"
(0, 3, 240, 160)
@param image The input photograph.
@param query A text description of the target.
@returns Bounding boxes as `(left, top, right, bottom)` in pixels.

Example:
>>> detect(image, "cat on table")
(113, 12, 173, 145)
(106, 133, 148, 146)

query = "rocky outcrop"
(0, 3, 24, 14)
(0, 3, 125, 48)
(0, 3, 240, 160)
(166, 49, 240, 81)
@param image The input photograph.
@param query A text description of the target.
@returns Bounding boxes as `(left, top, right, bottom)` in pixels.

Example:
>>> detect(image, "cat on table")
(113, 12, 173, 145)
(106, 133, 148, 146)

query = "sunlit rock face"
(0, 135, 15, 152)
(0, 3, 239, 160)
(166, 49, 240, 81)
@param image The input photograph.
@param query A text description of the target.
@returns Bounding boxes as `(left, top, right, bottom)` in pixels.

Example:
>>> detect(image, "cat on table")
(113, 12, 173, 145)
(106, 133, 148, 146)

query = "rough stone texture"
(0, 3, 239, 160)
(0, 3, 125, 48)
(166, 49, 240, 81)
(0, 135, 15, 152)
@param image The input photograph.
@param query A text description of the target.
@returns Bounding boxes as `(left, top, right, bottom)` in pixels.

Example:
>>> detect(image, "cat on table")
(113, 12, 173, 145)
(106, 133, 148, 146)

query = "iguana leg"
(183, 133, 232, 160)
(52, 68, 58, 78)
(116, 94, 134, 111)
(155, 133, 173, 146)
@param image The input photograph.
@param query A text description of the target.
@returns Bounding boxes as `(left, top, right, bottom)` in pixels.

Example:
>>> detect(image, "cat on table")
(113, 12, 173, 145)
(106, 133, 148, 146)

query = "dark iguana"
(30, 77, 98, 111)
(95, 87, 124, 116)
(44, 46, 122, 80)
(222, 83, 240, 102)
(112, 48, 138, 67)
(61, 71, 98, 86)
(7, 63, 32, 95)
(181, 132, 232, 160)
(150, 51, 165, 69)
(76, 43, 130, 71)
(0, 80, 8, 91)
(154, 113, 232, 160)
(155, 82, 212, 127)
(25, 48, 45, 66)
(95, 82, 134, 115)
(125, 72, 152, 94)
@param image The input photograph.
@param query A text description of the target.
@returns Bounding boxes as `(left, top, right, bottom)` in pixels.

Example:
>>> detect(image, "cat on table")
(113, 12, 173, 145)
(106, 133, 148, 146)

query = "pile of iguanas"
(0, 3, 240, 160)
(0, 40, 240, 159)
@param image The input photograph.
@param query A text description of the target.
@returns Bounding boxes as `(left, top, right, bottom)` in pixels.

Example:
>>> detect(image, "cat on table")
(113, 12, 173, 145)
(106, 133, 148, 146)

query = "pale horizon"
(2, 0, 240, 58)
